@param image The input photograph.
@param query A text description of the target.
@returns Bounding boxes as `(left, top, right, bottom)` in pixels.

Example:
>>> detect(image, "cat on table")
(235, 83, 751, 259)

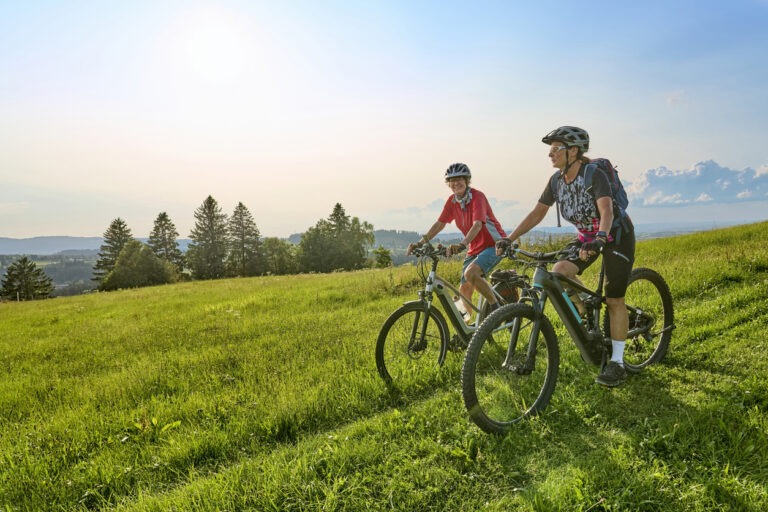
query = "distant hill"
(286, 230, 460, 248)
(0, 222, 747, 256)
(0, 237, 193, 256)
(0, 237, 103, 255)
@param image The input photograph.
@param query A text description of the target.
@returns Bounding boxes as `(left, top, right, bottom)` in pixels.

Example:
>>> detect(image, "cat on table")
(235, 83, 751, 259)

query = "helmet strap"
(559, 145, 572, 178)
(560, 147, 582, 182)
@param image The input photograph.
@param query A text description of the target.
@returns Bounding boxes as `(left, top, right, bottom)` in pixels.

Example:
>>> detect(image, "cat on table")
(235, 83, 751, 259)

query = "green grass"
(1, 222, 767, 511)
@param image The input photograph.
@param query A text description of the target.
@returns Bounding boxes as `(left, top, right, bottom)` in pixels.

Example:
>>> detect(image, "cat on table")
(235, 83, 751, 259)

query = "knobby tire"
(603, 267, 674, 374)
(462, 303, 559, 434)
(375, 302, 449, 386)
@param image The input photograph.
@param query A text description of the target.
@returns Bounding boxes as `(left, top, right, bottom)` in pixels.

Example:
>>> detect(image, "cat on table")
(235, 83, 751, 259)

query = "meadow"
(1, 222, 767, 511)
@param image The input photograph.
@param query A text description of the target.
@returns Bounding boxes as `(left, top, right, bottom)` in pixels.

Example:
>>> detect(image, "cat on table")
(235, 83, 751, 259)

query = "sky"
(1, 0, 767, 239)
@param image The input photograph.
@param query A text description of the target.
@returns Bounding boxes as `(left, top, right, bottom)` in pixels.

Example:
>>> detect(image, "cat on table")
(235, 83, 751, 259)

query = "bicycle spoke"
(376, 303, 447, 386)
(612, 268, 674, 373)
(462, 304, 559, 433)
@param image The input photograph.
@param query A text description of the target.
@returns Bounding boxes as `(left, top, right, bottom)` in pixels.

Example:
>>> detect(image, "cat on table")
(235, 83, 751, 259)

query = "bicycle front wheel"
(462, 303, 559, 434)
(375, 302, 449, 385)
(605, 267, 674, 374)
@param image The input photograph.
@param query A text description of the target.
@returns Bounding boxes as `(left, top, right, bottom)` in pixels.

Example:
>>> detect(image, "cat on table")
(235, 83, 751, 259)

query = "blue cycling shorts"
(461, 246, 502, 284)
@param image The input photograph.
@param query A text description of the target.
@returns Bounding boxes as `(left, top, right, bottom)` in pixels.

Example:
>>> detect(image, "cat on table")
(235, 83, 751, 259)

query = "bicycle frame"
(508, 249, 608, 367)
(410, 245, 506, 344)
(432, 277, 487, 337)
(528, 266, 606, 366)
(415, 255, 483, 341)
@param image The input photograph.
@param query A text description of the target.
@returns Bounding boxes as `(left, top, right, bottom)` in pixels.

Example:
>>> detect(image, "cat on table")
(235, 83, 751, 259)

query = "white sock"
(611, 340, 625, 366)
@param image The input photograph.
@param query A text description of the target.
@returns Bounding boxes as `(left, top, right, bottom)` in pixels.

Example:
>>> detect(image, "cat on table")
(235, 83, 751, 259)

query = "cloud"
(664, 89, 687, 106)
(626, 160, 768, 207)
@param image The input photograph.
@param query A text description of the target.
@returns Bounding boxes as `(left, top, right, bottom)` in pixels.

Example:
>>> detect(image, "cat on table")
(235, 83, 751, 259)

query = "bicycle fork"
(502, 299, 545, 375)
(501, 317, 533, 374)
(411, 270, 438, 350)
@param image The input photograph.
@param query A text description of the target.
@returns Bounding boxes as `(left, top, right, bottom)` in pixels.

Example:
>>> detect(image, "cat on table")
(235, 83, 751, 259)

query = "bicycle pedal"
(448, 334, 468, 352)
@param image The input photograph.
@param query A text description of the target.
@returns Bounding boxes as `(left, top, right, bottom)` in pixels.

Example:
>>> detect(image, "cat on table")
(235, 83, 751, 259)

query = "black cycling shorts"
(562, 223, 636, 299)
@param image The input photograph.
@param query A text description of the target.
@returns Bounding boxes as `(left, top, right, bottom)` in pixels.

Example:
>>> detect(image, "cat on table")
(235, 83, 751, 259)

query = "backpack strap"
(583, 163, 597, 191)
(549, 171, 562, 227)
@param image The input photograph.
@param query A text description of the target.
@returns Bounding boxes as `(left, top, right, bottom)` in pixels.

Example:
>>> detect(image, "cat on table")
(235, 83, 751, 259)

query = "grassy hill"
(1, 222, 767, 511)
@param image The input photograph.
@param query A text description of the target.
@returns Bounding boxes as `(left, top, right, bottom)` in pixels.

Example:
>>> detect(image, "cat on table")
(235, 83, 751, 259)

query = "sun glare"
(170, 5, 253, 83)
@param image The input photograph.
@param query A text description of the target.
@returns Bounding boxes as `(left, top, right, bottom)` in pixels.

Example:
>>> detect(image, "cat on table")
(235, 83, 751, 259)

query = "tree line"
(89, 198, 381, 292)
(0, 197, 388, 299)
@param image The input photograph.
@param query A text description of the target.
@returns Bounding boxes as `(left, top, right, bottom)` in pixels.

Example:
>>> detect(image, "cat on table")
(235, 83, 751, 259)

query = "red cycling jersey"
(438, 188, 506, 256)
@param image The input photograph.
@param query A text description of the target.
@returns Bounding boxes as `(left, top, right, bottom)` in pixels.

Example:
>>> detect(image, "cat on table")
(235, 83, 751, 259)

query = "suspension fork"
(502, 290, 547, 370)
(412, 268, 438, 346)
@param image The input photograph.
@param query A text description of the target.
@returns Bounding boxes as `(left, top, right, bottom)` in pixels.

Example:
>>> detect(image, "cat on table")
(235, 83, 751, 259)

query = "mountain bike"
(375, 243, 526, 386)
(461, 244, 675, 434)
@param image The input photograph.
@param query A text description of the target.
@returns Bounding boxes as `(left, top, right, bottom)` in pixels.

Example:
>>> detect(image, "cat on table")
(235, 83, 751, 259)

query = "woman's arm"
(506, 202, 550, 242)
(596, 196, 613, 235)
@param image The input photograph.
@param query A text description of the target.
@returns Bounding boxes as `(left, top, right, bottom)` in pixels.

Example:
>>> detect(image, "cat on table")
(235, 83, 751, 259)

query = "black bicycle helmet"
(541, 126, 590, 152)
(444, 162, 471, 180)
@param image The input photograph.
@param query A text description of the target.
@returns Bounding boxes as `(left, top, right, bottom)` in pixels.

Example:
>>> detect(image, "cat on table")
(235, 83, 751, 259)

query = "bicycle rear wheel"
(375, 302, 449, 385)
(604, 267, 674, 374)
(462, 303, 559, 434)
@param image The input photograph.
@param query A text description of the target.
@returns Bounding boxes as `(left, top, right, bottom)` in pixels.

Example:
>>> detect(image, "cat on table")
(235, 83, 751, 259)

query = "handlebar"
(500, 243, 575, 265)
(409, 242, 447, 259)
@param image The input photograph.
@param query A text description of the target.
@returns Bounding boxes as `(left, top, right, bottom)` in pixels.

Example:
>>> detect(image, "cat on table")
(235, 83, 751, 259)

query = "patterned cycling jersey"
(539, 164, 613, 237)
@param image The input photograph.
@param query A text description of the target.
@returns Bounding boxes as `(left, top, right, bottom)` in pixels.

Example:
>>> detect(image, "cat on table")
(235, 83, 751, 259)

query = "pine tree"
(329, 203, 351, 234)
(187, 196, 229, 280)
(93, 218, 133, 285)
(226, 202, 264, 277)
(148, 212, 185, 271)
(1, 256, 54, 300)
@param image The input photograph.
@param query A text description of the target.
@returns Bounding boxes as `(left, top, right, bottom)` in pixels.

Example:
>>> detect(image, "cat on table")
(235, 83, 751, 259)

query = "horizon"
(2, 1, 767, 239)
(0, 218, 756, 244)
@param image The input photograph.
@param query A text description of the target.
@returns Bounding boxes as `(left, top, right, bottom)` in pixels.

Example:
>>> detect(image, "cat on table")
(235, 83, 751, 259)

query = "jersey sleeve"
(470, 192, 489, 223)
(437, 197, 454, 223)
(590, 168, 612, 200)
(538, 178, 556, 207)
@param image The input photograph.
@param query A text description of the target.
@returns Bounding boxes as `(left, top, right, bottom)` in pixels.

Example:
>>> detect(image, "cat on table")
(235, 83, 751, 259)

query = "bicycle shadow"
(473, 359, 767, 510)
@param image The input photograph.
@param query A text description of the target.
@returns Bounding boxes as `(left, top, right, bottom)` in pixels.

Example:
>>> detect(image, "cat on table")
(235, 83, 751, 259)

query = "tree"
(187, 196, 228, 280)
(262, 237, 299, 275)
(345, 216, 375, 268)
(329, 203, 351, 233)
(226, 202, 264, 277)
(298, 219, 336, 272)
(93, 218, 133, 284)
(298, 203, 375, 272)
(148, 212, 185, 271)
(100, 240, 178, 291)
(372, 245, 392, 268)
(1, 256, 54, 300)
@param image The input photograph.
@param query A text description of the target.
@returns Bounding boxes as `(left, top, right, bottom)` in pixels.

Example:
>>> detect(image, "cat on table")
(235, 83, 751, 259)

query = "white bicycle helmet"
(542, 126, 590, 152)
(445, 162, 471, 179)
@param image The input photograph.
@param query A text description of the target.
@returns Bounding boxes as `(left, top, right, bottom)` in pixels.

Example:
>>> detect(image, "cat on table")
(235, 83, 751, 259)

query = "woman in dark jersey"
(496, 126, 635, 387)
